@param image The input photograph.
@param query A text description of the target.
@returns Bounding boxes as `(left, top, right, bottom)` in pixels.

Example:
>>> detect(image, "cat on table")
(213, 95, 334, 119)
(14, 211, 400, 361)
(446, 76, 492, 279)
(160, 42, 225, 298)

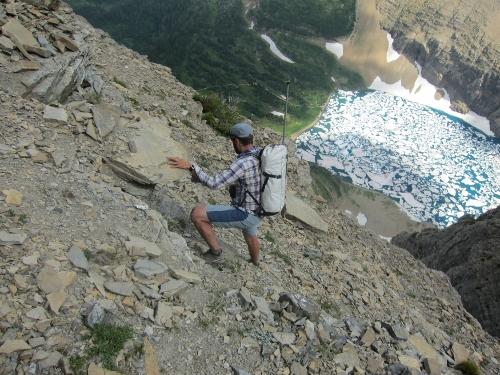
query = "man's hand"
(168, 157, 192, 170)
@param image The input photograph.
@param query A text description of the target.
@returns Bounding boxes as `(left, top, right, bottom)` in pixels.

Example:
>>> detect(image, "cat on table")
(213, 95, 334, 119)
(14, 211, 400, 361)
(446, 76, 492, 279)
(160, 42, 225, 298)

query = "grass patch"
(456, 360, 481, 375)
(17, 213, 28, 224)
(320, 298, 341, 318)
(69, 324, 134, 372)
(193, 93, 242, 136)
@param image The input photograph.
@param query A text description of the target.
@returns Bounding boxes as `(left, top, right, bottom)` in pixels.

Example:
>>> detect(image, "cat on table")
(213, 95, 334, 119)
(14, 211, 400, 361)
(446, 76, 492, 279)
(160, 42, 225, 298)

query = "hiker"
(168, 123, 263, 265)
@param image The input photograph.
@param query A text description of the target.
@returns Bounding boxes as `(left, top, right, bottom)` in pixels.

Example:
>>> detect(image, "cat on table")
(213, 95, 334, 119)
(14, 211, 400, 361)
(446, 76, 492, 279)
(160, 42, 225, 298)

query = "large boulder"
(21, 50, 90, 103)
(285, 192, 328, 232)
(392, 206, 500, 337)
(108, 114, 189, 185)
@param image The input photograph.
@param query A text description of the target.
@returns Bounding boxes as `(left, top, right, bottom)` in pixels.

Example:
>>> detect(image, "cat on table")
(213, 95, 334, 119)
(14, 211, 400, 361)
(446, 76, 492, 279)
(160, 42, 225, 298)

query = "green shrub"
(87, 324, 134, 370)
(456, 360, 480, 375)
(193, 93, 241, 135)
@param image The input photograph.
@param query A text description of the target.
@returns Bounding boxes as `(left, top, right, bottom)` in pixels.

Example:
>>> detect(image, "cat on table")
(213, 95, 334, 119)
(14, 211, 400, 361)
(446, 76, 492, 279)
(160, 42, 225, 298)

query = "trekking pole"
(282, 80, 290, 145)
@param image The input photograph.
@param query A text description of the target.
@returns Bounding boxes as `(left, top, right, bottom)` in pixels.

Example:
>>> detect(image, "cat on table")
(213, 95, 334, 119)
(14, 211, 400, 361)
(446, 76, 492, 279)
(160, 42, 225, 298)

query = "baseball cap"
(229, 122, 253, 138)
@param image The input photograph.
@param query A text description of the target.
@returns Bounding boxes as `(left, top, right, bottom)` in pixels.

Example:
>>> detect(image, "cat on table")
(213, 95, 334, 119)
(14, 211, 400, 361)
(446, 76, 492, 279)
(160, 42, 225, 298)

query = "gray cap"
(229, 122, 253, 138)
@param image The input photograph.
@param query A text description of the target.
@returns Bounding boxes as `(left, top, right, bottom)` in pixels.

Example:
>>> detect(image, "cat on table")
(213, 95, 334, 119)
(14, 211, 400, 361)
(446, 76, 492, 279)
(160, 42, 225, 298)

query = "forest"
(67, 0, 363, 134)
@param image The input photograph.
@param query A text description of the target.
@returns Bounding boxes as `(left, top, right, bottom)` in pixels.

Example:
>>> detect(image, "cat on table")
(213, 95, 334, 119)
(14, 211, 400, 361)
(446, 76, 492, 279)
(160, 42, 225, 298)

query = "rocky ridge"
(375, 0, 500, 137)
(392, 206, 500, 339)
(0, 1, 499, 374)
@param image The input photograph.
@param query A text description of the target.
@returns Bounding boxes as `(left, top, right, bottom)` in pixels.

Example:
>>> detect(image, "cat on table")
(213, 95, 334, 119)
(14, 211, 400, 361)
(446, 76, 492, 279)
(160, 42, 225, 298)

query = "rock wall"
(392, 206, 500, 337)
(376, 0, 500, 137)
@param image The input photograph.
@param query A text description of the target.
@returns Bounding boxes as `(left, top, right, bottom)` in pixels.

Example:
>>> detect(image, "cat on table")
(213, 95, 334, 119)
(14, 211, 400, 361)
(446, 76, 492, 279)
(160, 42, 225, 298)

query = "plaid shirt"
(193, 147, 262, 213)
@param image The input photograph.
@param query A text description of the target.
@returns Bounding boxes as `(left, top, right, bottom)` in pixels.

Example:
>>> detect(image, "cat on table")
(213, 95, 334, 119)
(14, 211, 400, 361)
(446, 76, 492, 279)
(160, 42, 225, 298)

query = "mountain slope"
(65, 0, 364, 135)
(393, 206, 500, 338)
(376, 0, 500, 137)
(0, 1, 499, 374)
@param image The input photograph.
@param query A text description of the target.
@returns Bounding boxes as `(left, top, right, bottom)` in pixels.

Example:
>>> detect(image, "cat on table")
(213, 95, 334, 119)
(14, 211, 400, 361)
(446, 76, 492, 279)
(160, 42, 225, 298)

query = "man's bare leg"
(244, 233, 260, 265)
(191, 205, 222, 254)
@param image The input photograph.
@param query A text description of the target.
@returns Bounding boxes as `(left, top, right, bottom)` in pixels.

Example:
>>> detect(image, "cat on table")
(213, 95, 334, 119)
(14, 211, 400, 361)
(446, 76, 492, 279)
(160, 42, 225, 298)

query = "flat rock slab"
(0, 339, 31, 354)
(143, 338, 161, 375)
(0, 35, 14, 51)
(272, 332, 296, 345)
(43, 106, 68, 124)
(12, 60, 42, 73)
(0, 231, 27, 245)
(2, 189, 23, 206)
(91, 103, 121, 139)
(104, 281, 134, 296)
(67, 245, 89, 271)
(125, 235, 162, 257)
(160, 279, 189, 297)
(1, 19, 39, 48)
(286, 192, 328, 232)
(279, 293, 321, 322)
(334, 351, 361, 368)
(88, 362, 122, 375)
(110, 114, 188, 185)
(409, 335, 440, 360)
(134, 259, 168, 278)
(171, 269, 202, 284)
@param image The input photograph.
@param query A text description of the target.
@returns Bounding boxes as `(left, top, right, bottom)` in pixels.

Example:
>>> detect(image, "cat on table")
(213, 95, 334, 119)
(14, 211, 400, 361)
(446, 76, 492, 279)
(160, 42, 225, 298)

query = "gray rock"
(43, 106, 68, 124)
(0, 35, 14, 52)
(138, 285, 161, 300)
(38, 351, 63, 370)
(345, 317, 365, 338)
(22, 50, 90, 104)
(1, 19, 38, 48)
(104, 281, 134, 296)
(150, 190, 190, 226)
(86, 303, 105, 328)
(279, 293, 321, 322)
(272, 332, 295, 345)
(393, 206, 500, 336)
(253, 296, 274, 323)
(67, 245, 89, 271)
(28, 337, 45, 348)
(285, 192, 328, 232)
(290, 362, 307, 375)
(384, 322, 409, 341)
(159, 279, 189, 297)
(388, 363, 412, 375)
(171, 269, 201, 284)
(134, 259, 168, 278)
(0, 231, 27, 245)
(125, 235, 162, 257)
(333, 351, 361, 368)
(239, 287, 254, 308)
(91, 104, 121, 139)
(231, 367, 251, 375)
(303, 247, 322, 259)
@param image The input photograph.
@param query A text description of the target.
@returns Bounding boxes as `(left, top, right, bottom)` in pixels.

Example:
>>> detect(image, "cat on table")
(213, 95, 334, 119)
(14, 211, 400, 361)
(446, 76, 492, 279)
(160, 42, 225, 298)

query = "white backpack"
(248, 145, 288, 216)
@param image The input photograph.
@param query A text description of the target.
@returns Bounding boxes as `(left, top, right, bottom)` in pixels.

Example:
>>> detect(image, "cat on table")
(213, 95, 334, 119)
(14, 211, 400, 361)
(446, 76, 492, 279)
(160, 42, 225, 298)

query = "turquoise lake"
(296, 90, 500, 228)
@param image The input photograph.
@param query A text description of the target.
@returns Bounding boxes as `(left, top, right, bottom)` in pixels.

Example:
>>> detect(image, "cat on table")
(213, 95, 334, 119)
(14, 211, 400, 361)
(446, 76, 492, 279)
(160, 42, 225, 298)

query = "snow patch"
(325, 42, 343, 59)
(260, 35, 294, 64)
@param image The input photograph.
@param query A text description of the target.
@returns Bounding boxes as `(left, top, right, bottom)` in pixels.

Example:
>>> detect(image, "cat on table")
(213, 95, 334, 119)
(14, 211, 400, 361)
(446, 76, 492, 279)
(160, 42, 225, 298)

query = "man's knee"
(190, 204, 207, 224)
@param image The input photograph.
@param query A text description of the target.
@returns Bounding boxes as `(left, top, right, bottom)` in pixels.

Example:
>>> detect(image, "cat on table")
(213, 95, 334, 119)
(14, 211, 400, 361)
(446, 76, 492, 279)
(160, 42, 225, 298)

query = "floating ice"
(260, 35, 294, 63)
(296, 90, 500, 228)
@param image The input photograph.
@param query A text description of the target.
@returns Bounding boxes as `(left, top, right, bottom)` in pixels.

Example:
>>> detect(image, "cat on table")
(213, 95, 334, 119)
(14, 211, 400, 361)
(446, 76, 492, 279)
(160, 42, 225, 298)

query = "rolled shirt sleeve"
(192, 161, 245, 190)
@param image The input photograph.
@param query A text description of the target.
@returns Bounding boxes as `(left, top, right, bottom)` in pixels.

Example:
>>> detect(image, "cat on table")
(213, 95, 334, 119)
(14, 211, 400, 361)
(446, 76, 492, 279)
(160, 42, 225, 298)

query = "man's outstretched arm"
(168, 157, 244, 189)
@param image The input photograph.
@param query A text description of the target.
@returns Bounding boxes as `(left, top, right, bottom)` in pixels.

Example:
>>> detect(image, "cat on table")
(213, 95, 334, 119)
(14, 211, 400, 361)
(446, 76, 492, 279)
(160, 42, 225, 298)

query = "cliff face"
(393, 206, 500, 337)
(0, 1, 499, 374)
(376, 0, 500, 137)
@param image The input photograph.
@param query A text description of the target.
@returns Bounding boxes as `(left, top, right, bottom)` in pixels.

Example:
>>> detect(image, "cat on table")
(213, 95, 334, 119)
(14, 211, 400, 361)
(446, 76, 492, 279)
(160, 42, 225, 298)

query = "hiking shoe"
(201, 248, 224, 264)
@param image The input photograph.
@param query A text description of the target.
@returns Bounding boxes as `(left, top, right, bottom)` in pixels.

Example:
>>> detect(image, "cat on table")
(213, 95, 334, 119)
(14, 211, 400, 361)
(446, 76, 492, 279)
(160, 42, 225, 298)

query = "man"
(168, 123, 262, 265)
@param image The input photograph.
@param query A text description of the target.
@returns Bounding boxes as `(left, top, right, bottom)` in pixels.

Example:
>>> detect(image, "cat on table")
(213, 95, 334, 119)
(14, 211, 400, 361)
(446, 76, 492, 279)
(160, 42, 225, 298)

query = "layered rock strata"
(376, 0, 500, 137)
(393, 206, 500, 337)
